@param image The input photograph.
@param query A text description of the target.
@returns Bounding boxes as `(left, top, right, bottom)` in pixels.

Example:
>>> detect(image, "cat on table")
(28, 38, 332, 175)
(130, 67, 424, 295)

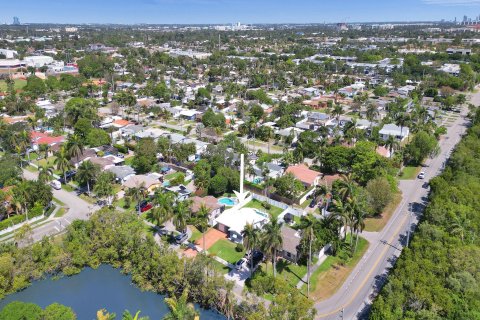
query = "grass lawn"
(53, 197, 66, 206)
(209, 258, 230, 275)
(0, 79, 27, 92)
(242, 199, 284, 219)
(124, 157, 134, 166)
(117, 197, 136, 212)
(165, 171, 183, 181)
(399, 166, 421, 180)
(364, 191, 403, 232)
(188, 225, 203, 243)
(256, 259, 311, 288)
(304, 236, 369, 301)
(208, 239, 245, 264)
(61, 184, 75, 192)
(79, 194, 96, 204)
(54, 207, 66, 218)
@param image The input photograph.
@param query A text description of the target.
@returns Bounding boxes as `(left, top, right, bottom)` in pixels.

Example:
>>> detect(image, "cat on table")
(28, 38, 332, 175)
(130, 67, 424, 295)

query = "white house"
(379, 123, 410, 141)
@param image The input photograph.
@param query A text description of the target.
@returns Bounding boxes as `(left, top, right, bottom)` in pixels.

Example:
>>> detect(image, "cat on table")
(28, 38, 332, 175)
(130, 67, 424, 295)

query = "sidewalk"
(296, 254, 329, 289)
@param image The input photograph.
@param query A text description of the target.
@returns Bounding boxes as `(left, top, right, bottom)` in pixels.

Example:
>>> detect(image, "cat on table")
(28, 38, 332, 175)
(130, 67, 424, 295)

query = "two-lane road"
(314, 109, 470, 319)
(21, 170, 95, 242)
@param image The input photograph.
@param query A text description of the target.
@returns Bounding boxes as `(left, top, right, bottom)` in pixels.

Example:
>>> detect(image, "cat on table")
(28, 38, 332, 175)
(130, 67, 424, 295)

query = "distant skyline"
(2, 0, 480, 25)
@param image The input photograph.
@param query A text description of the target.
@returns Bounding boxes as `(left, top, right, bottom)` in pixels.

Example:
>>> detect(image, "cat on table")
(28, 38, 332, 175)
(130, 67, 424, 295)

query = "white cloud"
(423, 0, 480, 5)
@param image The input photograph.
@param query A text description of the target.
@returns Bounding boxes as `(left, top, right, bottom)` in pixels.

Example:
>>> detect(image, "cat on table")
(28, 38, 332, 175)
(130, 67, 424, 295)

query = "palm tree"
(125, 185, 145, 215)
(94, 172, 115, 205)
(67, 134, 84, 164)
(76, 160, 98, 195)
(262, 215, 283, 278)
(38, 164, 54, 184)
(353, 209, 366, 253)
(332, 104, 344, 122)
(338, 173, 356, 202)
(121, 310, 148, 320)
(164, 288, 199, 320)
(54, 146, 72, 184)
(173, 200, 190, 233)
(301, 214, 316, 297)
(242, 223, 260, 277)
(384, 135, 399, 158)
(450, 215, 471, 244)
(195, 204, 210, 253)
(38, 143, 50, 160)
(151, 191, 175, 224)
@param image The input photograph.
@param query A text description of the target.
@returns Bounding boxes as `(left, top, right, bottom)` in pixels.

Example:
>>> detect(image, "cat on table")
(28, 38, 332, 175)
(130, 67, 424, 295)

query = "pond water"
(0, 265, 225, 319)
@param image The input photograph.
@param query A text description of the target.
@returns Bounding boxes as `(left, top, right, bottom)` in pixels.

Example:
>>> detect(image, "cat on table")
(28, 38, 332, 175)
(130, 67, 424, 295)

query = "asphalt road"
(22, 170, 95, 242)
(314, 107, 470, 319)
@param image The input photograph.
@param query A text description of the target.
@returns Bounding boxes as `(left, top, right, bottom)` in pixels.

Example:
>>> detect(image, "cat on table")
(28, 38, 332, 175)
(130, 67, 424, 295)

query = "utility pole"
(406, 202, 413, 247)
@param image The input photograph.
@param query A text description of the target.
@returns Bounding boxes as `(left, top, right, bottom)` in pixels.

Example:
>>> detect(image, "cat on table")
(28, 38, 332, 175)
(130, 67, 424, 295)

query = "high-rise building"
(463, 15, 468, 23)
(12, 16, 20, 25)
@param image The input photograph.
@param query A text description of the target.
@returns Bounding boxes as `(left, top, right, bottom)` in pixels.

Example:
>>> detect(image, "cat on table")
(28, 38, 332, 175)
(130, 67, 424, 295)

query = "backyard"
(242, 199, 284, 219)
(0, 79, 27, 92)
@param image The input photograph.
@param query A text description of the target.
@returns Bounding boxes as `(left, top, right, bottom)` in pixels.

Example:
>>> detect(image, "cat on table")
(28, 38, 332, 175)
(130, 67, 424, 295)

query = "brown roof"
(190, 196, 222, 213)
(281, 226, 301, 255)
(285, 164, 321, 186)
(89, 157, 115, 170)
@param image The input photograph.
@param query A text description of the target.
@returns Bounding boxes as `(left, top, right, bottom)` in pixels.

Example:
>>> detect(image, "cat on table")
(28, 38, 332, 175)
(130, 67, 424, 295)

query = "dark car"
(235, 258, 247, 270)
(250, 250, 264, 268)
(309, 200, 316, 208)
(174, 232, 188, 244)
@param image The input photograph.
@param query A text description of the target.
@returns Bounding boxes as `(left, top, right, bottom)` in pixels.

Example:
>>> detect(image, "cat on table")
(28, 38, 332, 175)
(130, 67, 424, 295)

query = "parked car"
(50, 180, 61, 190)
(235, 258, 248, 270)
(418, 171, 426, 179)
(249, 250, 264, 268)
(174, 232, 188, 244)
(309, 200, 316, 208)
(135, 200, 152, 213)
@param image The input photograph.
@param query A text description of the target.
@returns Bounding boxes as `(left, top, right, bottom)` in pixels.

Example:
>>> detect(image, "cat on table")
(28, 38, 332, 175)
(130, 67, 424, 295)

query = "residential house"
(379, 123, 410, 141)
(123, 174, 161, 194)
(165, 184, 192, 201)
(280, 225, 301, 263)
(285, 164, 322, 187)
(190, 196, 225, 226)
(107, 165, 135, 183)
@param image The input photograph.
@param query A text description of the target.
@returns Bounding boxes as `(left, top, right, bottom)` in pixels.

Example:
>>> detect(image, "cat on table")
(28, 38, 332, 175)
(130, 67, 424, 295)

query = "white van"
(50, 180, 61, 190)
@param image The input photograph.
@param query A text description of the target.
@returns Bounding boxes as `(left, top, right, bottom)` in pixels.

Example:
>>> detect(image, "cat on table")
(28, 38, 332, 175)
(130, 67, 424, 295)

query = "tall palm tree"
(450, 215, 471, 244)
(151, 191, 175, 223)
(242, 223, 260, 277)
(384, 135, 399, 158)
(67, 134, 84, 164)
(195, 204, 210, 253)
(353, 209, 366, 253)
(173, 200, 190, 233)
(38, 164, 54, 184)
(338, 173, 356, 202)
(38, 143, 50, 160)
(262, 215, 283, 278)
(301, 214, 316, 297)
(164, 288, 199, 320)
(76, 160, 98, 195)
(54, 146, 72, 184)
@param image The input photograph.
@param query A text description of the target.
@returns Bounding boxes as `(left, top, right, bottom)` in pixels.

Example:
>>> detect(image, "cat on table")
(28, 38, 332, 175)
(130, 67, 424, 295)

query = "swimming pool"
(218, 197, 237, 206)
(252, 177, 263, 184)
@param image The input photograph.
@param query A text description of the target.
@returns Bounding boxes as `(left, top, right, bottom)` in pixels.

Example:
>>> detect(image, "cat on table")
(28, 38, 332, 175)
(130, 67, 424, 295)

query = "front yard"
(208, 239, 245, 264)
(399, 166, 421, 180)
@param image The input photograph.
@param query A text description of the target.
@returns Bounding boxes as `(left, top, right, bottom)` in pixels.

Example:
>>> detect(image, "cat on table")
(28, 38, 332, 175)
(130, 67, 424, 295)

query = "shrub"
(235, 243, 244, 252)
(113, 144, 128, 154)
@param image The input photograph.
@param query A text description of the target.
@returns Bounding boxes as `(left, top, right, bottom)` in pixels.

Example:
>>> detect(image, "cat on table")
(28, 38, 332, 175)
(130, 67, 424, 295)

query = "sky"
(2, 0, 480, 24)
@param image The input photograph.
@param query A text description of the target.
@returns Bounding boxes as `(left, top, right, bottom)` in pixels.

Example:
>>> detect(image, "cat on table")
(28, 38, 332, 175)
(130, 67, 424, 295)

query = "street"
(20, 170, 95, 242)
(314, 106, 470, 319)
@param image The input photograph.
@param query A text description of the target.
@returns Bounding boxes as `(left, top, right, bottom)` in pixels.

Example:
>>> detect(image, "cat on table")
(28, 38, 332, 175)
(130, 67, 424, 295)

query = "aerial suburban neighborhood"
(0, 2, 480, 320)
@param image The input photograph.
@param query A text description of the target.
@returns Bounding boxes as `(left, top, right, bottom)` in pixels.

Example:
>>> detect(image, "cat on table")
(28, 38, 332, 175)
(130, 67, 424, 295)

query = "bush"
(235, 243, 244, 252)
(114, 144, 128, 154)
(262, 202, 271, 210)
(0, 214, 26, 231)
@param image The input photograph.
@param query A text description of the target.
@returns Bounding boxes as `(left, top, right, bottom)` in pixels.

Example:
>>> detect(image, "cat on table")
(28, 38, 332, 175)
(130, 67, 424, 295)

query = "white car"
(417, 172, 426, 179)
(50, 180, 62, 190)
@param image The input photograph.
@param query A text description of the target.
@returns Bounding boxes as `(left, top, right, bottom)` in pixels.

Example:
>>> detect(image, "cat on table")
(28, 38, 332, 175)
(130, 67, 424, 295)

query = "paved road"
(21, 170, 96, 242)
(314, 107, 470, 319)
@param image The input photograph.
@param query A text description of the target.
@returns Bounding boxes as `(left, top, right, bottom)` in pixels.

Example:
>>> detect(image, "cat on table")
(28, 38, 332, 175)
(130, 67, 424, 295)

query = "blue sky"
(2, 0, 480, 24)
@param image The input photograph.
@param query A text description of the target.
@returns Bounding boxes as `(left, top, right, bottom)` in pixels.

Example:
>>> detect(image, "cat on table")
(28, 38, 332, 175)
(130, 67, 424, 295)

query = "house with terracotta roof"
(30, 131, 65, 150)
(285, 164, 321, 187)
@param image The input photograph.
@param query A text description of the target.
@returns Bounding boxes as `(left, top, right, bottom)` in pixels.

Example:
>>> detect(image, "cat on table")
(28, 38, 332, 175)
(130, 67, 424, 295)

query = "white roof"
(215, 207, 269, 234)
(180, 109, 200, 117)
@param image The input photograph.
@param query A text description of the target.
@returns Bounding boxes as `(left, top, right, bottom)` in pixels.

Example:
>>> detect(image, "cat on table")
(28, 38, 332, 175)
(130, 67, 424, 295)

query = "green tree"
(67, 134, 85, 164)
(43, 303, 76, 320)
(193, 160, 211, 193)
(164, 288, 199, 320)
(86, 128, 111, 147)
(262, 215, 283, 278)
(132, 138, 157, 174)
(76, 160, 99, 194)
(94, 172, 116, 205)
(54, 145, 73, 183)
(273, 173, 304, 198)
(0, 301, 42, 320)
(242, 222, 260, 277)
(365, 177, 393, 216)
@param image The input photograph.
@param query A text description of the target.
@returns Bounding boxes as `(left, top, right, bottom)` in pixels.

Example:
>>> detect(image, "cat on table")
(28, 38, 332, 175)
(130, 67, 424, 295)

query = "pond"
(0, 265, 225, 319)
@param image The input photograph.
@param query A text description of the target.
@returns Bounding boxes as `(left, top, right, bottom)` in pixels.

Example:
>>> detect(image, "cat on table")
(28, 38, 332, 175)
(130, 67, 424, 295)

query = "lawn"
(188, 225, 203, 243)
(116, 197, 136, 211)
(304, 236, 369, 301)
(399, 166, 421, 180)
(164, 171, 183, 181)
(208, 239, 245, 264)
(364, 191, 403, 232)
(0, 79, 27, 92)
(256, 259, 311, 288)
(54, 207, 66, 218)
(209, 258, 230, 275)
(242, 199, 284, 219)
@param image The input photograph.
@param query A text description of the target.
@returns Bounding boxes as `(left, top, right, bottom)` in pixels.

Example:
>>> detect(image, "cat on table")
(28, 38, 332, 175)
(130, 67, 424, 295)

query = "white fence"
(252, 193, 304, 217)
